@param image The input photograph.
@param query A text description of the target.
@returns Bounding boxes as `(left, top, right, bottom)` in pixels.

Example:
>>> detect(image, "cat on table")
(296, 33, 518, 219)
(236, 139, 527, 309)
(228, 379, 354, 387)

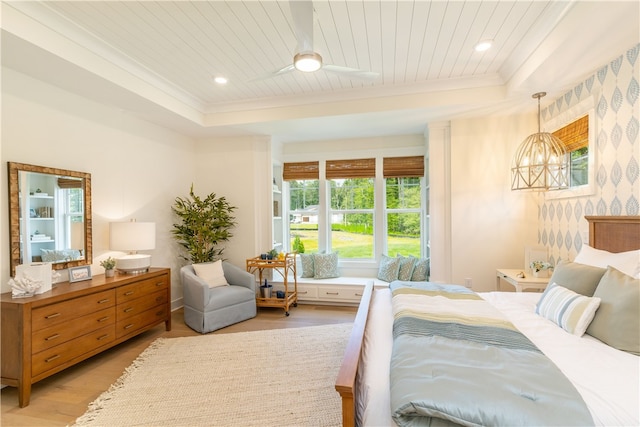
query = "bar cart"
(246, 253, 297, 316)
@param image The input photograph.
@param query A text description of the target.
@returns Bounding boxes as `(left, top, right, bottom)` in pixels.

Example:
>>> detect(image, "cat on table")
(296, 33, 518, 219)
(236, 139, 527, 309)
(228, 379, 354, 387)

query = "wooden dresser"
(1, 267, 171, 407)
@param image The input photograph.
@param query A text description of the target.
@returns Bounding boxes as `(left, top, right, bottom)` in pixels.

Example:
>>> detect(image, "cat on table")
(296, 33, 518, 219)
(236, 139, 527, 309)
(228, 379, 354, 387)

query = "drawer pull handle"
(45, 334, 60, 341)
(45, 354, 60, 363)
(156, 296, 163, 302)
(299, 291, 308, 295)
(97, 316, 110, 322)
(156, 310, 164, 317)
(326, 292, 339, 295)
(124, 291, 134, 296)
(98, 299, 110, 304)
(97, 334, 109, 341)
(45, 312, 61, 319)
(124, 324, 134, 330)
(124, 307, 134, 313)
(355, 293, 363, 297)
(156, 282, 164, 287)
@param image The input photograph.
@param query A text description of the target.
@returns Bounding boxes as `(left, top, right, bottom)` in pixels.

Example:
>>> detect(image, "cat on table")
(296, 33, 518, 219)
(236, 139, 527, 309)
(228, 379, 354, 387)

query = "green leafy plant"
(172, 185, 237, 264)
(292, 235, 305, 253)
(100, 256, 116, 270)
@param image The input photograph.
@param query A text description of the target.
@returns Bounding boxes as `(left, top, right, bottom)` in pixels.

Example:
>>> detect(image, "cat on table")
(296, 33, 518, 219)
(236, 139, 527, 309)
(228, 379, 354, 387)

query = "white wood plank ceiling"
(3, 1, 638, 140)
(36, 1, 564, 109)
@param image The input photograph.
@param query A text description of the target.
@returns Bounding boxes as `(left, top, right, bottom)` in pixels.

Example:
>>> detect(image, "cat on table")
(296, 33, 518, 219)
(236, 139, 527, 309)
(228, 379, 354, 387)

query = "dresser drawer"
(117, 289, 168, 321)
(32, 307, 116, 354)
(32, 325, 115, 377)
(116, 274, 169, 304)
(116, 305, 168, 339)
(318, 286, 365, 302)
(32, 290, 115, 330)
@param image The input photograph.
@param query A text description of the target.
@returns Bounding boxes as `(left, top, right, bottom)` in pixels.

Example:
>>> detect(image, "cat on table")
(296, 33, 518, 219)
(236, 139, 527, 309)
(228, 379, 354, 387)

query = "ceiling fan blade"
(250, 64, 295, 82)
(322, 64, 380, 81)
(289, 0, 314, 53)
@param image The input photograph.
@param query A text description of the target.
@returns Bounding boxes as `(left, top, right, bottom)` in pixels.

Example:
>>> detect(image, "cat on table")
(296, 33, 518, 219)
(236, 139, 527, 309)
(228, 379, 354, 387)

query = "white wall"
(193, 136, 272, 269)
(1, 69, 196, 305)
(442, 113, 540, 292)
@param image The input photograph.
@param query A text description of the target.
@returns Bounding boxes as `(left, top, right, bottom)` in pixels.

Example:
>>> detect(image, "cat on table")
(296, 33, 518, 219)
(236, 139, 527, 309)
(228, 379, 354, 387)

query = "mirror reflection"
(8, 162, 92, 276)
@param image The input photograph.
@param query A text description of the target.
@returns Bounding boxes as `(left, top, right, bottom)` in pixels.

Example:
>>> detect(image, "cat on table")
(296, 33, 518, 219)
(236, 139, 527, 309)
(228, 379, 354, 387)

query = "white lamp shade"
(110, 221, 156, 251)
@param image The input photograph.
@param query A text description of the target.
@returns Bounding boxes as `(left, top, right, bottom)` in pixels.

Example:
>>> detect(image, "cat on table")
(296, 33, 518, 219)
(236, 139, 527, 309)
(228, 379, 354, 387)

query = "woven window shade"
(58, 178, 83, 189)
(326, 158, 375, 179)
(283, 161, 319, 181)
(383, 156, 425, 178)
(552, 115, 589, 152)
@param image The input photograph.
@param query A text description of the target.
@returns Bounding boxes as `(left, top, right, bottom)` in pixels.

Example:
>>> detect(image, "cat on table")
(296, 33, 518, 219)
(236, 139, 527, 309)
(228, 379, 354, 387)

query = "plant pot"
(105, 269, 115, 278)
(532, 270, 548, 278)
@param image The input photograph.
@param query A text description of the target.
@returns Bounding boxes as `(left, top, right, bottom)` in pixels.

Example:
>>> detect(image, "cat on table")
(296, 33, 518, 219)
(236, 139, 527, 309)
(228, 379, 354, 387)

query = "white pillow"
(574, 244, 640, 278)
(535, 283, 601, 336)
(192, 260, 229, 288)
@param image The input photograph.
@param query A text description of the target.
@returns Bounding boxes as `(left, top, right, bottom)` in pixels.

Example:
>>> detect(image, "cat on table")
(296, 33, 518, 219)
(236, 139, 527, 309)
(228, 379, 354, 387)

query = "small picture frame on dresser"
(68, 265, 92, 283)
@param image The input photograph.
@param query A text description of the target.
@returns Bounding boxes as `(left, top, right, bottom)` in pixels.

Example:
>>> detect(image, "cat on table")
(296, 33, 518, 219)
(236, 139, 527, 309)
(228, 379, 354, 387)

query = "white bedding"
(359, 288, 640, 427)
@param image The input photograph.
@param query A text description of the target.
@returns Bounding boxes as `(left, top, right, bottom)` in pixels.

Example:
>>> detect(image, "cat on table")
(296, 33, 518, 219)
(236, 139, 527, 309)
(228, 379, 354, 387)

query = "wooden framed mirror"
(8, 162, 92, 276)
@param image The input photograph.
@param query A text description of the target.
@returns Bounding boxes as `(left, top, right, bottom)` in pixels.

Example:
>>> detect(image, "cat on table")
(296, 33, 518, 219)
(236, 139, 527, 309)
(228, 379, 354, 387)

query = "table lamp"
(109, 220, 155, 274)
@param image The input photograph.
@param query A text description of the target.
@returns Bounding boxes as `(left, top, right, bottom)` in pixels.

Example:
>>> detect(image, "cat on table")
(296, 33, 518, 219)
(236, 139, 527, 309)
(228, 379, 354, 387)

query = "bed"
(335, 216, 640, 426)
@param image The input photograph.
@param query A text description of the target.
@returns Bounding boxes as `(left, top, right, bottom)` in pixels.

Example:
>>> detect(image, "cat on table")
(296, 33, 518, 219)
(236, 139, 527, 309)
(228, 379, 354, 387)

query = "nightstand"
(496, 268, 549, 292)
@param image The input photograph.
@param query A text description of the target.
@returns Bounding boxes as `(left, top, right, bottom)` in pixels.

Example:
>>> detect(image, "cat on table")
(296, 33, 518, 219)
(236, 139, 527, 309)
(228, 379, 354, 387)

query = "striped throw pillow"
(536, 283, 601, 336)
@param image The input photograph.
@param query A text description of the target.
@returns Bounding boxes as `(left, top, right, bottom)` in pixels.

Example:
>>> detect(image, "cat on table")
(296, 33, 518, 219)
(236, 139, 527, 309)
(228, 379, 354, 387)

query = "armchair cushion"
(193, 260, 229, 288)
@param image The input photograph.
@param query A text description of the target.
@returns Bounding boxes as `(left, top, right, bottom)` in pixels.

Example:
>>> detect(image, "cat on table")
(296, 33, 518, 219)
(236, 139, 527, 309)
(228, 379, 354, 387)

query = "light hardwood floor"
(1, 304, 357, 426)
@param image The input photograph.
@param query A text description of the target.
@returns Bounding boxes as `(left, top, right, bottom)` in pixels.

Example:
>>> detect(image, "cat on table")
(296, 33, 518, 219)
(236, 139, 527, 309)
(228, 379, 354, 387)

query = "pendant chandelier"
(511, 92, 569, 191)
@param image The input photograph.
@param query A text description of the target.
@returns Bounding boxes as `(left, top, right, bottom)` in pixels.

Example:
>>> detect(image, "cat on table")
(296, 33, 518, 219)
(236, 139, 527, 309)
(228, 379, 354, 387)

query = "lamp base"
(116, 254, 151, 274)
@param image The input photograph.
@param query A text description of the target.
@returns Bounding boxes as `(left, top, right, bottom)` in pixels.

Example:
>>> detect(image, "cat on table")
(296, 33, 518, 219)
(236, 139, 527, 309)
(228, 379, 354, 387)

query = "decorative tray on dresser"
(1, 267, 171, 407)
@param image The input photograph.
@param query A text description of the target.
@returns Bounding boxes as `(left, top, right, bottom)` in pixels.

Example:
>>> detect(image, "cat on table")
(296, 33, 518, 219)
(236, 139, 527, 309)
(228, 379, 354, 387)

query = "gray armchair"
(181, 262, 257, 333)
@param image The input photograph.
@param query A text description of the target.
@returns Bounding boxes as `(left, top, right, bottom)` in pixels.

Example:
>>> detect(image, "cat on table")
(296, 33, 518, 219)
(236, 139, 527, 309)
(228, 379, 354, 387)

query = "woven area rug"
(73, 323, 352, 427)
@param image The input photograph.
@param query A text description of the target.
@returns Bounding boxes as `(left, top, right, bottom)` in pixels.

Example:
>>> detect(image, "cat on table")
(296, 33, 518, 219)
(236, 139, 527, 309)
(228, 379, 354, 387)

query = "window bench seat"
(269, 276, 390, 305)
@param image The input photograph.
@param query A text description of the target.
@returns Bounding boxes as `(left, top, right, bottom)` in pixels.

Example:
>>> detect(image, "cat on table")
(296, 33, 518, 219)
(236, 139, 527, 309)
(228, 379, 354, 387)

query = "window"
(284, 162, 319, 253)
(283, 156, 425, 262)
(384, 156, 424, 257)
(553, 115, 589, 187)
(288, 179, 319, 252)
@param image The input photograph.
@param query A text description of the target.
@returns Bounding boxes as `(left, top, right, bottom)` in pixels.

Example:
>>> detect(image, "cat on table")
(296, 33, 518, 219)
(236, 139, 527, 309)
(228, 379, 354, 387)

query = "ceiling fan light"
(294, 52, 322, 72)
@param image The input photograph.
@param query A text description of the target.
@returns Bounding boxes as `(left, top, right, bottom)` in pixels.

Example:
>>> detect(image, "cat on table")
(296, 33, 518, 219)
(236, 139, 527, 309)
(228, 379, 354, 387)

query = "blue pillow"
(299, 253, 315, 278)
(396, 255, 417, 281)
(313, 252, 339, 279)
(378, 254, 401, 282)
(411, 258, 429, 281)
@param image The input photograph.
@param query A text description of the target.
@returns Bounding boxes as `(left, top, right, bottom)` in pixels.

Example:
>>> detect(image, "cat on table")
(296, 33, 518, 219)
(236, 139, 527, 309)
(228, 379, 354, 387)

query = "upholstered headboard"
(586, 216, 640, 253)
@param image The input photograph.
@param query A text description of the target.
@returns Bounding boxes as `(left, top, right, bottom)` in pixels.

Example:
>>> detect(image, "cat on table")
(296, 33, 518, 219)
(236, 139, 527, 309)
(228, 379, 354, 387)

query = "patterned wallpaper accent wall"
(539, 43, 639, 265)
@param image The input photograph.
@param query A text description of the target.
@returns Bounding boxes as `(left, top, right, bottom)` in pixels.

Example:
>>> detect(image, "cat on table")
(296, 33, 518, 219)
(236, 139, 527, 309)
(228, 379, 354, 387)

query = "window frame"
(545, 99, 596, 200)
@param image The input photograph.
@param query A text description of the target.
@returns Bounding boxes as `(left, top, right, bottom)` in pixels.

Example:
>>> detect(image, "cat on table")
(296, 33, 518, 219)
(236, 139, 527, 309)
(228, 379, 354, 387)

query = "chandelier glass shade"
(511, 92, 569, 191)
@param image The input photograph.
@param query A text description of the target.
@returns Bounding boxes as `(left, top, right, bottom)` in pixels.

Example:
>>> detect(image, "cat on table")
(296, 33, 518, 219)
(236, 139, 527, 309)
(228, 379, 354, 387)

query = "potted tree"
(172, 185, 237, 263)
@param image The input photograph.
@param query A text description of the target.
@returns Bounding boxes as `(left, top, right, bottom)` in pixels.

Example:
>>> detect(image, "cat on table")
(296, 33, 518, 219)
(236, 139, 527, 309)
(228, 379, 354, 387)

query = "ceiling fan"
(260, 0, 379, 81)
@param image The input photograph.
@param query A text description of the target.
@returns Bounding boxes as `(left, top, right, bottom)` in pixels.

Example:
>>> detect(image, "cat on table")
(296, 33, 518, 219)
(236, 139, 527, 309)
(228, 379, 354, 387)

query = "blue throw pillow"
(313, 252, 339, 279)
(378, 254, 401, 282)
(299, 253, 315, 278)
(411, 258, 429, 281)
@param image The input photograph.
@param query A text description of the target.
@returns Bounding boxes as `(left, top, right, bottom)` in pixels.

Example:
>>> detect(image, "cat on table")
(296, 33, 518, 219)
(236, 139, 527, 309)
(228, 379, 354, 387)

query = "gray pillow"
(313, 252, 339, 279)
(299, 253, 315, 278)
(377, 254, 401, 282)
(548, 260, 606, 296)
(586, 266, 640, 355)
(411, 258, 429, 281)
(396, 255, 417, 281)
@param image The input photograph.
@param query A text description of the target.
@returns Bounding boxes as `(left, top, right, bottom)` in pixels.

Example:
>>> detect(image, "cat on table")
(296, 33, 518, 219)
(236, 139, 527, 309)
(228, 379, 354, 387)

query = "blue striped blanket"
(389, 281, 594, 427)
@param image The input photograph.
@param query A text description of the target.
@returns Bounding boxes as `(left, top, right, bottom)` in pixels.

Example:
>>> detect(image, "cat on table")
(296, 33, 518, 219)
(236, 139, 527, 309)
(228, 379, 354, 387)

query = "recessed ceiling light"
(474, 40, 493, 52)
(214, 76, 228, 85)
